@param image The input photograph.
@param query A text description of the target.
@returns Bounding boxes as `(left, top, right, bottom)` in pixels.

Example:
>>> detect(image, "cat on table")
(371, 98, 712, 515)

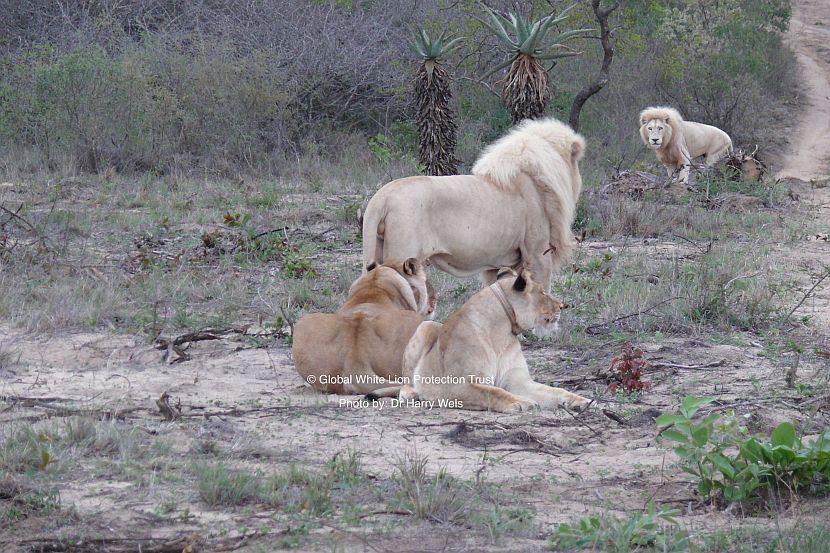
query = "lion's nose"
(651, 138, 659, 143)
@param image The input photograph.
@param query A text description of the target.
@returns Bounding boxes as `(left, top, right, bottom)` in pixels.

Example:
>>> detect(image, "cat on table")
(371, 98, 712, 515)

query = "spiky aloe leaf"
(478, 6, 518, 48)
(552, 28, 597, 44)
(479, 57, 515, 80)
(536, 50, 582, 61)
(518, 20, 542, 54)
(411, 28, 465, 61)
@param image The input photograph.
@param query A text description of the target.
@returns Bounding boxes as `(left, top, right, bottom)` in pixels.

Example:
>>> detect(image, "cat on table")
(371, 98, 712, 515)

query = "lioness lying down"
(371, 268, 590, 413)
(292, 258, 434, 394)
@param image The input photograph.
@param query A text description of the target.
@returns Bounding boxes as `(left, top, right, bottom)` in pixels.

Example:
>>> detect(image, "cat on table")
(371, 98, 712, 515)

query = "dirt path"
(776, 0, 830, 332)
(778, 0, 830, 181)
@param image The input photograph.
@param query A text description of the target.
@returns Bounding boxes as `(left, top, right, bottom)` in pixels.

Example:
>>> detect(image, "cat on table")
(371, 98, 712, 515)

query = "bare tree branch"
(568, 0, 623, 132)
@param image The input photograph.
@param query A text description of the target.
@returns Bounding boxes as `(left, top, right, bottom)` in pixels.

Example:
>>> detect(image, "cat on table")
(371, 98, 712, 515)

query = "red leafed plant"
(609, 342, 651, 393)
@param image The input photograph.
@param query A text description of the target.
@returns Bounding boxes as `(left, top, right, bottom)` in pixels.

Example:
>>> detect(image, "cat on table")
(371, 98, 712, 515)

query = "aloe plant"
(477, 3, 593, 123)
(411, 28, 463, 176)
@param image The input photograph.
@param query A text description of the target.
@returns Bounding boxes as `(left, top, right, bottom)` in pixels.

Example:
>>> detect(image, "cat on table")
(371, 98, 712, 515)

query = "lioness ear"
(496, 267, 516, 280)
(403, 258, 418, 275)
(513, 273, 527, 292)
(366, 261, 377, 272)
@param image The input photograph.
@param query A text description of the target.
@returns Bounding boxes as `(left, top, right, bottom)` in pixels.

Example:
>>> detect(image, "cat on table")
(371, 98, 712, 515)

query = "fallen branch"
(648, 359, 726, 371)
(11, 535, 198, 553)
(155, 326, 250, 350)
(602, 408, 628, 425)
(585, 296, 682, 335)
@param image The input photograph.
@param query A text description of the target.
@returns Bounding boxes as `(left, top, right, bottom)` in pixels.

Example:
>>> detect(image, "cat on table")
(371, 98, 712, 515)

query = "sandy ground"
(778, 0, 830, 181)
(2, 1, 830, 551)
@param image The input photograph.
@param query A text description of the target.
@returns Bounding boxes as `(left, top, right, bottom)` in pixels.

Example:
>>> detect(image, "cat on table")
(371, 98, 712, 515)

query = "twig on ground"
(780, 267, 830, 325)
(0, 203, 54, 254)
(648, 359, 726, 371)
(10, 535, 198, 553)
(585, 296, 682, 335)
(602, 409, 628, 425)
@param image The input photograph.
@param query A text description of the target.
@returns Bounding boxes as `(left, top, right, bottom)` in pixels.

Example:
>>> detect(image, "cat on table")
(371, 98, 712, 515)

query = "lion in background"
(292, 258, 434, 395)
(361, 117, 585, 290)
(639, 106, 732, 184)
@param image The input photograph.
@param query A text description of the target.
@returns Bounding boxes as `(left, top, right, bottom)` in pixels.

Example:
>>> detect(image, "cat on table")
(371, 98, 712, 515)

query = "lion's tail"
(361, 192, 387, 271)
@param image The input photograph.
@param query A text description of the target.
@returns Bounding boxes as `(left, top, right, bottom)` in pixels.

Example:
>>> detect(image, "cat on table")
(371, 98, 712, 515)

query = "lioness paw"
(504, 397, 539, 413)
(564, 394, 591, 412)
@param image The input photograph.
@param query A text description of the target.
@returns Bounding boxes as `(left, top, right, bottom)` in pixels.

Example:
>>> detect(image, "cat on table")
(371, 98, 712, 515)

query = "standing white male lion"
(639, 106, 732, 184)
(361, 117, 585, 290)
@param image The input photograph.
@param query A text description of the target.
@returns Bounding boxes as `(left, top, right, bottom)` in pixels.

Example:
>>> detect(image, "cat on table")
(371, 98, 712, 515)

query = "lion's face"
(499, 268, 565, 336)
(640, 117, 672, 150)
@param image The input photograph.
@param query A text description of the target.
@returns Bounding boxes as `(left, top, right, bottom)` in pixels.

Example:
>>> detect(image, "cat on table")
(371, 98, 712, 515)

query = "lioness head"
(362, 258, 433, 316)
(496, 268, 565, 337)
(640, 116, 673, 150)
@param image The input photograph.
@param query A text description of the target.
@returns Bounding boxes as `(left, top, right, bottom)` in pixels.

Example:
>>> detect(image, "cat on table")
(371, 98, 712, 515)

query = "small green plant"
(472, 505, 534, 544)
(261, 465, 332, 516)
(657, 396, 830, 508)
(281, 246, 316, 279)
(0, 482, 61, 523)
(223, 211, 250, 228)
(549, 501, 687, 552)
(392, 450, 470, 523)
(326, 449, 363, 486)
(193, 463, 262, 506)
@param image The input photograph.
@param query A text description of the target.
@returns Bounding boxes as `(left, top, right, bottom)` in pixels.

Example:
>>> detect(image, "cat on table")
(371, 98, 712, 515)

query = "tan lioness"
(379, 268, 591, 412)
(292, 258, 433, 394)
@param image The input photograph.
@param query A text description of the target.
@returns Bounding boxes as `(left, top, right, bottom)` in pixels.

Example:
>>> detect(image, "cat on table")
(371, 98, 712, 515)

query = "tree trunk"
(568, 1, 623, 132)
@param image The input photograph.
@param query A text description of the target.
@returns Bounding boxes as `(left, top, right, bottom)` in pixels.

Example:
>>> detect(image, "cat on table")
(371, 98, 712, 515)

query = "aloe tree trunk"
(415, 60, 459, 176)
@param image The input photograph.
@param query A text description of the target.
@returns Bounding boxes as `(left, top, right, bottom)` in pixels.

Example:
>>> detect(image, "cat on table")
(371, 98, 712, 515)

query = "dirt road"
(778, 0, 830, 181)
(776, 0, 830, 332)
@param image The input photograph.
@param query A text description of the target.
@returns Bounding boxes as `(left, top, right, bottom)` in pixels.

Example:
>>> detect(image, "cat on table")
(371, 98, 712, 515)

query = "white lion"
(361, 118, 585, 290)
(639, 106, 732, 184)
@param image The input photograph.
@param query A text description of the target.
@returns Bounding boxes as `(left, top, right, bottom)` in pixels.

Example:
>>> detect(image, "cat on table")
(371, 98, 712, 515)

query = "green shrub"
(549, 502, 688, 552)
(657, 396, 830, 507)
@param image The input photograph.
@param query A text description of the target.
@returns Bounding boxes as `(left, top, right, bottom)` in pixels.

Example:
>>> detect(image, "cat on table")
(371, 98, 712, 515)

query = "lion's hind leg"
(704, 143, 731, 167)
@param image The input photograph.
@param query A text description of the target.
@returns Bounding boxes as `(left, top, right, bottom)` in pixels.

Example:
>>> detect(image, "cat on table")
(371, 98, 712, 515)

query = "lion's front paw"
(564, 393, 592, 412)
(504, 397, 539, 413)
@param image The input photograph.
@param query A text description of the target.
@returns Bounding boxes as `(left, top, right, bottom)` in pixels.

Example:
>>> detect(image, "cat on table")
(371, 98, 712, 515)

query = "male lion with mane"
(361, 117, 585, 290)
(292, 258, 434, 395)
(369, 268, 590, 412)
(639, 106, 732, 184)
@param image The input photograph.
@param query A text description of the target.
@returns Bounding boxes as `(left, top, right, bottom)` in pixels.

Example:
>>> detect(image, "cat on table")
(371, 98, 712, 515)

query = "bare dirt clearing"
(2, 1, 830, 551)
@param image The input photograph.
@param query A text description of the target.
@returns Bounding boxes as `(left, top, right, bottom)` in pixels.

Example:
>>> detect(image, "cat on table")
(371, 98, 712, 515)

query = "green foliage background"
(0, 0, 796, 178)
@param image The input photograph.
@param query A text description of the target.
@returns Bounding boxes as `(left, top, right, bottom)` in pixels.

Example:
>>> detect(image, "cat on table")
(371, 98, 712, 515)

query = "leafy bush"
(549, 502, 688, 552)
(657, 397, 830, 507)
